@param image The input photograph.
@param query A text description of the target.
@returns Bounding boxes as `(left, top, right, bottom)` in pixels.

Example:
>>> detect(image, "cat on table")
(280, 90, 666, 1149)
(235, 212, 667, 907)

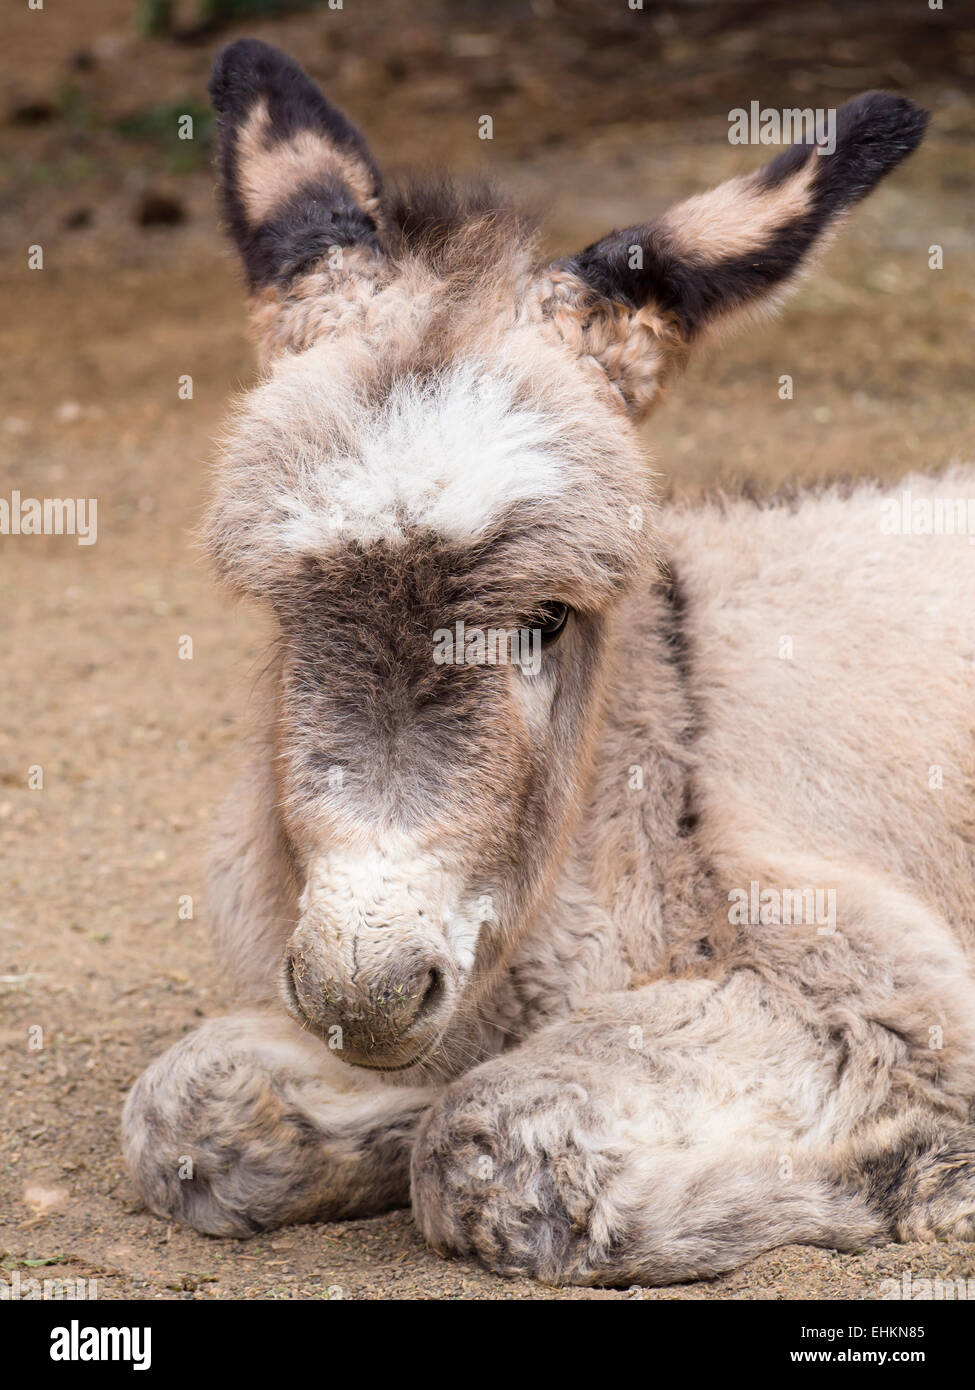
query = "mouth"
(281, 953, 304, 1020)
(346, 1036, 442, 1072)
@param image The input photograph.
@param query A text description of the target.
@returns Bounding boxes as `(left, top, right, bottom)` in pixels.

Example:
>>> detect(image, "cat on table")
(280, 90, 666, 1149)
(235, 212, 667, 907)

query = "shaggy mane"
(384, 176, 539, 284)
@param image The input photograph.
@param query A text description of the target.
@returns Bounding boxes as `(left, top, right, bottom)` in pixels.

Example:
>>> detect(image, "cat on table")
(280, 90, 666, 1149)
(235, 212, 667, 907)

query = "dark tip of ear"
(209, 38, 275, 116)
(209, 38, 377, 173)
(761, 91, 929, 208)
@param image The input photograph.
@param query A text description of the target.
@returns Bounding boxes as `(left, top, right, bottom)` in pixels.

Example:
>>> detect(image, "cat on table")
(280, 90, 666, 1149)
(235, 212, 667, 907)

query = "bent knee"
(121, 1016, 330, 1237)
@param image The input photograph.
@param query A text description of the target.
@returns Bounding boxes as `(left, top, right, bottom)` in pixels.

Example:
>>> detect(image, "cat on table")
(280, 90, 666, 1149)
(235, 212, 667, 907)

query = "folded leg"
(411, 967, 975, 1285)
(123, 1011, 437, 1236)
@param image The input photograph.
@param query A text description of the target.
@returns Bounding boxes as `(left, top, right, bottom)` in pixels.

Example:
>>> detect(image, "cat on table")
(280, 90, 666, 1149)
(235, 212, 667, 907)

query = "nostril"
(414, 966, 445, 1023)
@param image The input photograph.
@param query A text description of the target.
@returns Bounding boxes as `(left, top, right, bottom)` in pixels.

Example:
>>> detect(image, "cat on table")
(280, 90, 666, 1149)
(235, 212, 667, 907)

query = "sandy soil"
(1, 0, 974, 1299)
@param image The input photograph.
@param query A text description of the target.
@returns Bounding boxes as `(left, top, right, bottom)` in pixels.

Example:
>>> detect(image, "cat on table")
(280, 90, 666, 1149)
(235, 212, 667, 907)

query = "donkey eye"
(533, 601, 570, 643)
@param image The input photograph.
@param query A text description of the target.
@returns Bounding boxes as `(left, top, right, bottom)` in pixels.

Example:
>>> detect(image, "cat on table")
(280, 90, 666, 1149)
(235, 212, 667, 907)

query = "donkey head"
(205, 40, 926, 1070)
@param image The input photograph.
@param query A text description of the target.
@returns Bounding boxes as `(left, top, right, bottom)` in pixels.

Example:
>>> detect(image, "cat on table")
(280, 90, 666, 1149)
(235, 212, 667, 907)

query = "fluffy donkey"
(123, 40, 975, 1286)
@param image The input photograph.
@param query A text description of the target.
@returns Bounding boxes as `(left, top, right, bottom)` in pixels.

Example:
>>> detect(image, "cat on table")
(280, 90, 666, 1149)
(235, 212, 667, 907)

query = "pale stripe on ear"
(233, 97, 380, 230)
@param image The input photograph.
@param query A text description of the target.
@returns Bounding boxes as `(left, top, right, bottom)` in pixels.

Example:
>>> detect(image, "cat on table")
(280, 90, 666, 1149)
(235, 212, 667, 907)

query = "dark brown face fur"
(277, 537, 536, 839)
(272, 524, 622, 932)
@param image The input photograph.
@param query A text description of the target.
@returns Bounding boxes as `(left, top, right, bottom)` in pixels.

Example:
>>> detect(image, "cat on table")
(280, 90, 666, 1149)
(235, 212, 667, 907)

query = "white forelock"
(266, 357, 569, 550)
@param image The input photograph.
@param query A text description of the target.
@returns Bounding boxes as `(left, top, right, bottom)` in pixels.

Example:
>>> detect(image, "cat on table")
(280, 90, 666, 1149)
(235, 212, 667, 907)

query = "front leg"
(411, 937, 975, 1286)
(123, 1012, 437, 1236)
(411, 974, 886, 1284)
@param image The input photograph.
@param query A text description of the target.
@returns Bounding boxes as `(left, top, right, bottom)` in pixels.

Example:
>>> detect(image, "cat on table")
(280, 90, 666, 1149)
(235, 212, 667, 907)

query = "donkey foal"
(123, 40, 975, 1285)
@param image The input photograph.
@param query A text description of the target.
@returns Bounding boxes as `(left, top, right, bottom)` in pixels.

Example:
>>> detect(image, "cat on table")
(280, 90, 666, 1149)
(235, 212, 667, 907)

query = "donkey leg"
(122, 1011, 437, 1237)
(414, 1074, 975, 1287)
(411, 1055, 880, 1287)
(413, 944, 975, 1285)
(739, 867, 975, 1244)
(850, 1111, 975, 1243)
(411, 974, 892, 1286)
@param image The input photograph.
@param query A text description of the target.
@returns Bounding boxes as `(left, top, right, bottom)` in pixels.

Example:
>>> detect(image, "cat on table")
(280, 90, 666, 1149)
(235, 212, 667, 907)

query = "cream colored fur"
(122, 62, 973, 1285)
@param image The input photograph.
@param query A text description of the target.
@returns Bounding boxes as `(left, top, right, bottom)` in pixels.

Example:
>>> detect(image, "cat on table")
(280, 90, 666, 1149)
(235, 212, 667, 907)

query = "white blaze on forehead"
(300, 845, 485, 976)
(266, 357, 569, 550)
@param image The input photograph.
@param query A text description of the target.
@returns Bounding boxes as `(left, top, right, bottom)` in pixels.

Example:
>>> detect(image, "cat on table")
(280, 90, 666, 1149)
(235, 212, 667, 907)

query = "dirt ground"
(1, 0, 974, 1300)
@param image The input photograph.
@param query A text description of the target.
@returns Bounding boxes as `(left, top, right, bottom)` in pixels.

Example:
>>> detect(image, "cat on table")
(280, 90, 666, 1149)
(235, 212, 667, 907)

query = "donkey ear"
(209, 39, 384, 289)
(543, 92, 928, 417)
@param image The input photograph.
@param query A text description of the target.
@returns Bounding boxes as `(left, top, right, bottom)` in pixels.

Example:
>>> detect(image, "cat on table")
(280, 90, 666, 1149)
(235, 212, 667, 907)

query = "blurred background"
(1, 1, 973, 1300)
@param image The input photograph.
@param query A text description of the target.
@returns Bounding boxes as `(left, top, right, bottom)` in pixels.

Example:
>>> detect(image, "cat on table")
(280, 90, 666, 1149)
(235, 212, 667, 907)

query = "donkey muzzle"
(282, 920, 457, 1069)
